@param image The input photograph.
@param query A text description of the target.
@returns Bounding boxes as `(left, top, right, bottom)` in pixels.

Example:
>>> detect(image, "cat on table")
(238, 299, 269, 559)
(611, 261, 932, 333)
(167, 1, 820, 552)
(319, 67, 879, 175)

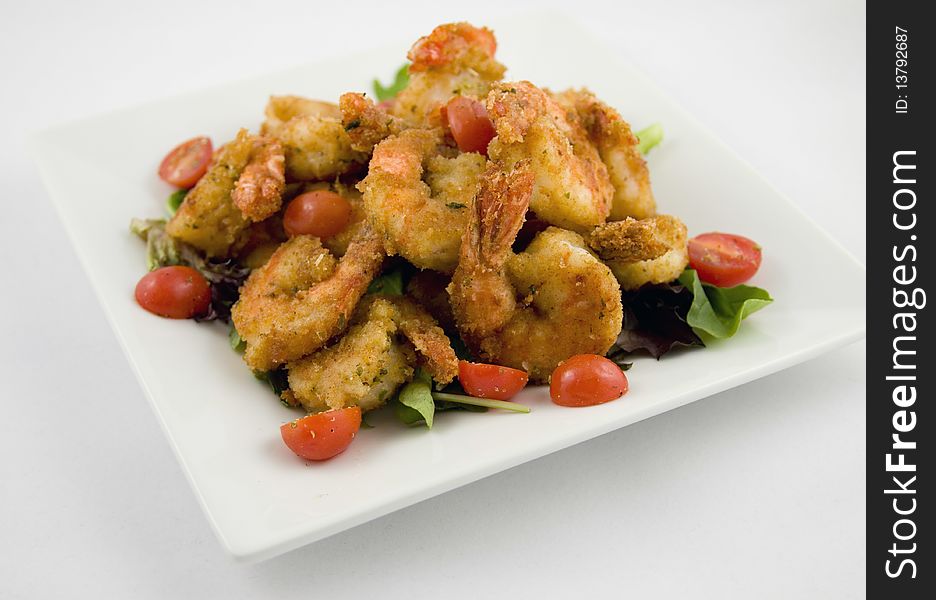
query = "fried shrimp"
(287, 296, 458, 413)
(231, 136, 285, 221)
(359, 128, 485, 273)
(485, 81, 613, 232)
(449, 161, 623, 381)
(339, 92, 407, 154)
(231, 225, 384, 371)
(392, 22, 506, 127)
(261, 95, 368, 181)
(553, 89, 655, 220)
(166, 129, 254, 257)
(586, 215, 689, 290)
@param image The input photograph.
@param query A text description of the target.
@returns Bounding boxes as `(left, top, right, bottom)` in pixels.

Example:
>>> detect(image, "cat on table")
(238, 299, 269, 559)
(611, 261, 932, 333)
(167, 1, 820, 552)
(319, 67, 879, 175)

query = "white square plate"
(33, 13, 864, 561)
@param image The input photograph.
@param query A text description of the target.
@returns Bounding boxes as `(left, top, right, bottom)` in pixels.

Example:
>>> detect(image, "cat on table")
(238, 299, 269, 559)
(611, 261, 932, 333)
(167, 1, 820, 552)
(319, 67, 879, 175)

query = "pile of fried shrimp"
(164, 22, 690, 415)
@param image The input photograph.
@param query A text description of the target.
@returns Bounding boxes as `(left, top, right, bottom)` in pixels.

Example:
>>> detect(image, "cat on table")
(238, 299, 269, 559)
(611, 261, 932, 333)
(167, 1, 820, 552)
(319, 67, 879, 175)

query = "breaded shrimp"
(392, 22, 506, 128)
(287, 296, 458, 413)
(486, 81, 613, 232)
(232, 136, 285, 221)
(586, 215, 689, 290)
(261, 95, 368, 181)
(553, 89, 656, 220)
(358, 128, 485, 273)
(449, 161, 623, 381)
(339, 92, 407, 154)
(231, 225, 384, 371)
(166, 129, 254, 257)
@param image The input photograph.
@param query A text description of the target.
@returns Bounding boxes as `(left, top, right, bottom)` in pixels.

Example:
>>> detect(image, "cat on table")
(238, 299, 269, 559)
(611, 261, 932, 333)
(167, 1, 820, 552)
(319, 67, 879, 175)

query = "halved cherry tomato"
(158, 136, 212, 189)
(443, 96, 496, 154)
(280, 407, 362, 461)
(458, 360, 529, 400)
(135, 266, 211, 319)
(550, 354, 628, 407)
(688, 232, 762, 287)
(283, 190, 352, 238)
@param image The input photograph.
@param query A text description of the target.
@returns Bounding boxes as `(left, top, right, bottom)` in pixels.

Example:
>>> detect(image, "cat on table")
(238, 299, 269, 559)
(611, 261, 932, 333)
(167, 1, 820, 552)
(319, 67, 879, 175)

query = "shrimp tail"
(450, 160, 533, 340)
(473, 159, 534, 269)
(393, 296, 459, 385)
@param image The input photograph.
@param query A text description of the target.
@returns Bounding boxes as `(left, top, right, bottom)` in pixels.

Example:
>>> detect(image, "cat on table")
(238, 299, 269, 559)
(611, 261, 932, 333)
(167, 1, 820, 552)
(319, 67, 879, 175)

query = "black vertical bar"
(867, 1, 932, 596)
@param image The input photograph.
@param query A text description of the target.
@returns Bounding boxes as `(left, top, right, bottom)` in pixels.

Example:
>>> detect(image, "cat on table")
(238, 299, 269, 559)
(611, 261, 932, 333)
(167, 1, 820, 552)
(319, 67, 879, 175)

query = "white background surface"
(0, 0, 865, 598)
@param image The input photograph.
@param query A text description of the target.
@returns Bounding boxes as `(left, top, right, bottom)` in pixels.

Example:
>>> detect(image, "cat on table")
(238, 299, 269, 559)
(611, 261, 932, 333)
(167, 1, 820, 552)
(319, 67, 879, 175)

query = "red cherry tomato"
(283, 190, 352, 238)
(458, 361, 529, 400)
(443, 96, 496, 154)
(158, 137, 212, 189)
(550, 354, 628, 407)
(135, 266, 211, 319)
(280, 407, 362, 461)
(688, 232, 762, 287)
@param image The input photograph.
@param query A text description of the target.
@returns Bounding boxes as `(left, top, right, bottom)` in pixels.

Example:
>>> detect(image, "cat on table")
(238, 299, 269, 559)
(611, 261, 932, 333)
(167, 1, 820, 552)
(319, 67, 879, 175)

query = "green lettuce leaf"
(373, 64, 410, 101)
(166, 189, 188, 216)
(367, 268, 404, 296)
(430, 392, 531, 413)
(396, 369, 435, 428)
(254, 367, 291, 405)
(677, 269, 772, 338)
(229, 325, 246, 353)
(636, 123, 664, 155)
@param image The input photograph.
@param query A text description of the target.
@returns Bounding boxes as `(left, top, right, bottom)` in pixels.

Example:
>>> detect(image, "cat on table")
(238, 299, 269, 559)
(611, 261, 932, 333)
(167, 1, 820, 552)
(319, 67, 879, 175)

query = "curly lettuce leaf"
(373, 64, 409, 101)
(604, 346, 633, 371)
(615, 281, 704, 358)
(677, 269, 772, 338)
(129, 218, 249, 322)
